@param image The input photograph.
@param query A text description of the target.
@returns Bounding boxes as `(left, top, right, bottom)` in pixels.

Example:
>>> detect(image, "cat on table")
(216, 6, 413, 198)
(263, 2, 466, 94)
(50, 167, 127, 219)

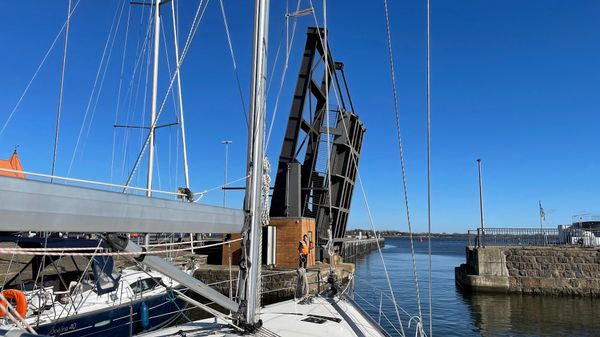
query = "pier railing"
(468, 227, 600, 247)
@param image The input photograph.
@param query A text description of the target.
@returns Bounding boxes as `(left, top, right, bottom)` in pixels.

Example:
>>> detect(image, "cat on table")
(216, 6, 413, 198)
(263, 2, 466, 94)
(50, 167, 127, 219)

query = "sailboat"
(137, 0, 411, 336)
(0, 0, 433, 336)
(0, 0, 204, 335)
(0, 236, 190, 337)
(0, 154, 193, 336)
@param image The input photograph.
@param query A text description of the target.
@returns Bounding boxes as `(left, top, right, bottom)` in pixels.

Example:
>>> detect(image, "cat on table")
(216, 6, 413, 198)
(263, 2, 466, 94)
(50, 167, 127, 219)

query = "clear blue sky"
(0, 1, 599, 233)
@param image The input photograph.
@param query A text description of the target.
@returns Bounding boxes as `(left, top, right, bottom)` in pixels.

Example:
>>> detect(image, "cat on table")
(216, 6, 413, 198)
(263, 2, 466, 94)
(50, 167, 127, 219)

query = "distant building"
(571, 214, 600, 230)
(0, 150, 25, 179)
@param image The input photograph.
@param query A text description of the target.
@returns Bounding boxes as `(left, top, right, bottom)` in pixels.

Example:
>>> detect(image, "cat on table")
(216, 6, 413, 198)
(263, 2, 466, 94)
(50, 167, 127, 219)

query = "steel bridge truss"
(270, 27, 365, 246)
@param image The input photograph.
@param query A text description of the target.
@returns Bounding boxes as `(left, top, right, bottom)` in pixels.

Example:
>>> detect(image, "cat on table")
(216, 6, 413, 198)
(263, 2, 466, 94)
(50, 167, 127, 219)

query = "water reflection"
(353, 237, 600, 337)
(460, 290, 600, 337)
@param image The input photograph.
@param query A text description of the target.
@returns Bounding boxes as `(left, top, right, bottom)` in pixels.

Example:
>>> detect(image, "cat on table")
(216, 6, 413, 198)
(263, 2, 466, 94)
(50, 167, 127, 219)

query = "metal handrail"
(467, 227, 600, 247)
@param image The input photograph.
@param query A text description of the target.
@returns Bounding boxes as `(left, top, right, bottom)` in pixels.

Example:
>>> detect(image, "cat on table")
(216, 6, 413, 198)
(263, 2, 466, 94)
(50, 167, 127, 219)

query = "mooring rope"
(0, 238, 243, 257)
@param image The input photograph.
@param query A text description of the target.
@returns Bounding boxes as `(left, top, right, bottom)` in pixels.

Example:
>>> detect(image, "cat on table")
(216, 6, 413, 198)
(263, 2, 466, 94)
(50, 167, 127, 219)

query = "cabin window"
(130, 277, 160, 294)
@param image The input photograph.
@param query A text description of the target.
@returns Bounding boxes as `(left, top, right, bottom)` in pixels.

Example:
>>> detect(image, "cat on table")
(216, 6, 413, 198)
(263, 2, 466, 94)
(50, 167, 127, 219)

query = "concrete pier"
(456, 246, 600, 296)
(339, 238, 384, 260)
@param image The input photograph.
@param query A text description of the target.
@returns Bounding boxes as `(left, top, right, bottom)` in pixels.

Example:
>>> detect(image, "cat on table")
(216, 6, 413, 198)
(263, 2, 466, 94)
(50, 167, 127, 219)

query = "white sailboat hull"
(139, 295, 390, 337)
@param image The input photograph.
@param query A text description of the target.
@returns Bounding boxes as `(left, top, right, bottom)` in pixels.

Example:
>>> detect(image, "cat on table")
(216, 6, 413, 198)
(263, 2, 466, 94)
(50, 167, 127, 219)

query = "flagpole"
(539, 200, 545, 246)
(539, 200, 543, 230)
(476, 159, 484, 247)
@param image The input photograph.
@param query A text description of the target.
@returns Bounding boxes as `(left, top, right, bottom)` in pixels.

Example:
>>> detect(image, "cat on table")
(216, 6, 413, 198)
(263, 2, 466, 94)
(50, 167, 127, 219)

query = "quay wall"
(340, 238, 384, 260)
(456, 246, 600, 296)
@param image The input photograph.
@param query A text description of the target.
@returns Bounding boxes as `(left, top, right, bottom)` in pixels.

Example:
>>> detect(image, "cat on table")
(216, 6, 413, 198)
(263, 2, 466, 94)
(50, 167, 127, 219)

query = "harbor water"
(353, 237, 600, 337)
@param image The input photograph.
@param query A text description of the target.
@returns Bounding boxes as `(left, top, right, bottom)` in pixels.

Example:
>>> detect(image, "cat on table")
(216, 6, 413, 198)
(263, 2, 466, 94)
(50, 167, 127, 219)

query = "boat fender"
(135, 246, 147, 262)
(139, 302, 150, 330)
(105, 233, 129, 251)
(0, 289, 27, 318)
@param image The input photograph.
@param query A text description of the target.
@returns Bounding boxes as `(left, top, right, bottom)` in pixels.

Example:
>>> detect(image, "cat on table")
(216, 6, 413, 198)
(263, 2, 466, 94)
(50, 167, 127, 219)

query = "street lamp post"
(477, 158, 485, 247)
(221, 141, 232, 207)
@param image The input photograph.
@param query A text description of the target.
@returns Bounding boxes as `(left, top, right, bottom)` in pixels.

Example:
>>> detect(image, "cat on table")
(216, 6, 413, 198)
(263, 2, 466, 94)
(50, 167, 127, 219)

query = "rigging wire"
(73, 255, 113, 314)
(302, 7, 413, 335)
(0, 252, 16, 293)
(50, 239, 104, 321)
(81, 1, 127, 156)
(426, 0, 433, 335)
(192, 175, 249, 202)
(123, 0, 211, 190)
(304, 8, 337, 241)
(169, 128, 173, 188)
(160, 18, 181, 124)
(170, 0, 191, 189)
(219, 0, 248, 126)
(333, 89, 407, 337)
(67, 1, 126, 177)
(137, 26, 153, 188)
(175, 125, 181, 188)
(0, 292, 36, 334)
(322, 0, 336, 262)
(0, 167, 186, 197)
(111, 5, 133, 183)
(305, 0, 346, 251)
(303, 6, 423, 335)
(266, 25, 284, 102)
(51, 0, 73, 182)
(155, 143, 162, 190)
(264, 0, 302, 150)
(119, 5, 153, 181)
(383, 0, 425, 332)
(0, 0, 82, 138)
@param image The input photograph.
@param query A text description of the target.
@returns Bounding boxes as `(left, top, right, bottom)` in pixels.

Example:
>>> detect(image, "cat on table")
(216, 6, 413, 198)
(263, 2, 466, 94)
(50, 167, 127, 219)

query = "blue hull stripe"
(34, 293, 185, 336)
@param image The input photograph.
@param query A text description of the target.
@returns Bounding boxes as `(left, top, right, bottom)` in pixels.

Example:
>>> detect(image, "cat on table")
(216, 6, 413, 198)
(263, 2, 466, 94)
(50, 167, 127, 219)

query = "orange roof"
(0, 151, 25, 179)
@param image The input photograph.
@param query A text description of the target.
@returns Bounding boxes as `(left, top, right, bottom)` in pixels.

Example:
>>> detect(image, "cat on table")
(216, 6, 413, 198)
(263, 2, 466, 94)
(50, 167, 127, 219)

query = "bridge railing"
(468, 227, 600, 247)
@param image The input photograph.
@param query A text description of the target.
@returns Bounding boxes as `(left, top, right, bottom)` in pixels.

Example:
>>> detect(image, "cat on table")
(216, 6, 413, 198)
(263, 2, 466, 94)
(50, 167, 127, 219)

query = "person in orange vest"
(298, 234, 312, 268)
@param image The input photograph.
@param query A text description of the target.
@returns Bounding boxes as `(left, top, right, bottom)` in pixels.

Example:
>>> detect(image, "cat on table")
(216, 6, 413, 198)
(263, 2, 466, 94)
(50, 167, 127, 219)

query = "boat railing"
(0, 167, 186, 199)
(352, 288, 413, 337)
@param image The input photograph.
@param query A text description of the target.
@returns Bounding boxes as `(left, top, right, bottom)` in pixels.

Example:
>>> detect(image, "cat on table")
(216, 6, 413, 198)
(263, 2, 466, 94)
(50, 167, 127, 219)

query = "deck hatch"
(307, 314, 342, 323)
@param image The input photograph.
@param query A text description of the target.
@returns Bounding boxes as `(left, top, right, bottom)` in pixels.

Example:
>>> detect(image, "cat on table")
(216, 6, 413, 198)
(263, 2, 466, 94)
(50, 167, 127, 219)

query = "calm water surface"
(353, 237, 600, 337)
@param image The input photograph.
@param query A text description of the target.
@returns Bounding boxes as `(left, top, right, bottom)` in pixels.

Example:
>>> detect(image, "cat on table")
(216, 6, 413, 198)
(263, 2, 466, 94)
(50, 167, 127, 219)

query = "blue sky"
(0, 1, 599, 233)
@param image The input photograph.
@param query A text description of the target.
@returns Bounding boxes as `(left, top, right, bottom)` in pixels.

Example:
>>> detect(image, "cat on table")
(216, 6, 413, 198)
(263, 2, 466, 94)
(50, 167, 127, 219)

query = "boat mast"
(147, 0, 161, 197)
(241, 0, 270, 328)
(170, 0, 190, 189)
(51, 0, 72, 182)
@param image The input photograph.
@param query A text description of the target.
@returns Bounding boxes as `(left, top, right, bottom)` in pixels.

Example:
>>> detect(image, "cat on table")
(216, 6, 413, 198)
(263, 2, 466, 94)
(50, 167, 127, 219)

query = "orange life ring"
(0, 289, 27, 318)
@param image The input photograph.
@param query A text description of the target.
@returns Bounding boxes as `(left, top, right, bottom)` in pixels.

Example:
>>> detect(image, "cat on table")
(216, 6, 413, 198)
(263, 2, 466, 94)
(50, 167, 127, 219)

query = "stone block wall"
(193, 263, 354, 303)
(456, 246, 600, 296)
(504, 247, 600, 295)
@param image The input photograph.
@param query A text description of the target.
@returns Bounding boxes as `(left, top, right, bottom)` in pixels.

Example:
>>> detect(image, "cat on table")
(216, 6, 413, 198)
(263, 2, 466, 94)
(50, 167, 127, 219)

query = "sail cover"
(92, 256, 120, 295)
(0, 176, 244, 233)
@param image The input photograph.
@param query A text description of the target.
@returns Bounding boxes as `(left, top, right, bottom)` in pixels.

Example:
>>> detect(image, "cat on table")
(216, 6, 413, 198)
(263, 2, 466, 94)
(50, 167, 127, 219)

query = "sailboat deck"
(140, 296, 390, 337)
